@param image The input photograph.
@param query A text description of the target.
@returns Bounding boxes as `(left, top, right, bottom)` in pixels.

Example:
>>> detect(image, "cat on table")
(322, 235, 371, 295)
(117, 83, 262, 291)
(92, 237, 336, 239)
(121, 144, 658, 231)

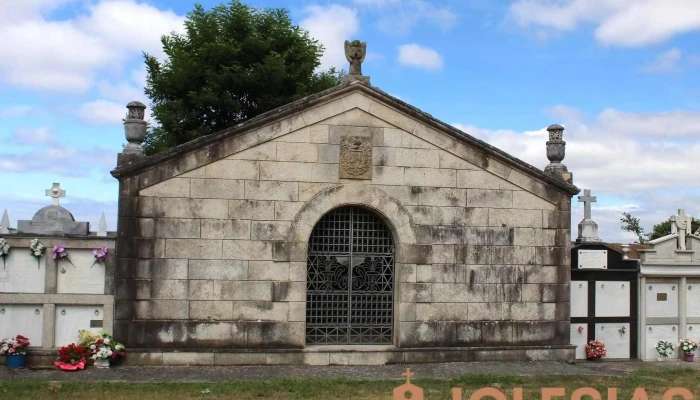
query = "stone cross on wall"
(45, 183, 66, 206)
(671, 209, 692, 250)
(578, 189, 596, 220)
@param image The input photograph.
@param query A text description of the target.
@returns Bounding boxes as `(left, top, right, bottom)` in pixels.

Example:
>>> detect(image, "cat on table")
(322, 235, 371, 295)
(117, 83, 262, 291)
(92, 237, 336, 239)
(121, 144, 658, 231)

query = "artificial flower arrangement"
(618, 326, 626, 334)
(0, 238, 9, 269)
(52, 244, 75, 267)
(90, 247, 109, 268)
(678, 338, 698, 354)
(577, 326, 584, 333)
(29, 239, 45, 268)
(0, 334, 30, 356)
(54, 343, 87, 371)
(88, 331, 126, 367)
(585, 339, 606, 360)
(655, 340, 674, 359)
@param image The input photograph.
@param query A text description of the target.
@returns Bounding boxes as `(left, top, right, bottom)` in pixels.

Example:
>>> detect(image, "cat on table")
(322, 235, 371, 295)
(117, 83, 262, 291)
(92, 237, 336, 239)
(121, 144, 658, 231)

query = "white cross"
(45, 183, 66, 206)
(578, 189, 596, 220)
(670, 209, 690, 250)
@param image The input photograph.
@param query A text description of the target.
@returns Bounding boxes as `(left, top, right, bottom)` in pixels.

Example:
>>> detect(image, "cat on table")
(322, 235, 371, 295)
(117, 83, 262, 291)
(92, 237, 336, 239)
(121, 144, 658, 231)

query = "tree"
(621, 212, 646, 244)
(621, 212, 700, 243)
(142, 1, 345, 155)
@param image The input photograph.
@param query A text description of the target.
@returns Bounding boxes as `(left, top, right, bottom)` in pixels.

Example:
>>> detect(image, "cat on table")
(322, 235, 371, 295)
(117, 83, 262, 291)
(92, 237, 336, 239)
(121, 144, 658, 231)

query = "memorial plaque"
(571, 281, 588, 317)
(578, 250, 607, 269)
(569, 324, 588, 360)
(55, 306, 103, 346)
(0, 305, 43, 346)
(596, 323, 630, 358)
(645, 324, 678, 359)
(646, 282, 678, 318)
(56, 249, 106, 294)
(595, 281, 630, 317)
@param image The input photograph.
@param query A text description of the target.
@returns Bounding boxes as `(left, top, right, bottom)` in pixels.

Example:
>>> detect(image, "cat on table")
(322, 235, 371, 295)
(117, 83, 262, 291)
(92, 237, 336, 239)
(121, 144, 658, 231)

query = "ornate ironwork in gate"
(306, 206, 395, 344)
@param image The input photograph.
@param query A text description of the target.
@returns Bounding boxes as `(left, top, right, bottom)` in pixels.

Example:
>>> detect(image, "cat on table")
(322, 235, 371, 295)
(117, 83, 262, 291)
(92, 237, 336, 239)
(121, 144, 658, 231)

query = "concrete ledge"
(0, 294, 114, 304)
(12, 345, 575, 367)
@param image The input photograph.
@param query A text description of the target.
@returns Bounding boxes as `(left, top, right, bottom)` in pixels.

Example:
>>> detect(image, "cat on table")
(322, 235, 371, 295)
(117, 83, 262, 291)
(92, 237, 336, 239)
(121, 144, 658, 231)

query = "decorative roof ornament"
(342, 40, 370, 84)
(544, 124, 572, 183)
(576, 189, 601, 243)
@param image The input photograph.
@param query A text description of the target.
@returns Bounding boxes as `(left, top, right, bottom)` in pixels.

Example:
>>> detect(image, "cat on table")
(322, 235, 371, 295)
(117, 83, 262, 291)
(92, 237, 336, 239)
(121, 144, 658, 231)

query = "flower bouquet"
(678, 338, 698, 362)
(1, 335, 30, 368)
(655, 340, 674, 360)
(90, 247, 109, 268)
(54, 343, 86, 371)
(52, 244, 75, 268)
(87, 331, 126, 368)
(29, 239, 45, 269)
(0, 238, 9, 269)
(585, 340, 606, 360)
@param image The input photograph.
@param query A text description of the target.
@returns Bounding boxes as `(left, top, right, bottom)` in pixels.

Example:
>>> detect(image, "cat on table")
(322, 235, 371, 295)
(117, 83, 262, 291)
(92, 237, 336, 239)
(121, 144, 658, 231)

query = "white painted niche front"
(0, 304, 43, 347)
(0, 251, 45, 293)
(645, 324, 679, 360)
(56, 248, 106, 294)
(596, 323, 630, 359)
(571, 281, 588, 317)
(54, 305, 104, 346)
(569, 324, 588, 360)
(645, 282, 678, 318)
(595, 281, 630, 317)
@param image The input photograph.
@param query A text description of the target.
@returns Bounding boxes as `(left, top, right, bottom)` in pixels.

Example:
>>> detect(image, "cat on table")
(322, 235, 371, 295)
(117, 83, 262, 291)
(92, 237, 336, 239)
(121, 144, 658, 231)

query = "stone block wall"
(114, 87, 573, 350)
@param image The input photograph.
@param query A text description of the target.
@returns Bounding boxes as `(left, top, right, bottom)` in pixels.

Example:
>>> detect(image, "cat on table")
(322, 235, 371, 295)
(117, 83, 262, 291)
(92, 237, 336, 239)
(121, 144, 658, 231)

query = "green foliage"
(621, 212, 700, 243)
(142, 1, 345, 155)
(620, 212, 646, 244)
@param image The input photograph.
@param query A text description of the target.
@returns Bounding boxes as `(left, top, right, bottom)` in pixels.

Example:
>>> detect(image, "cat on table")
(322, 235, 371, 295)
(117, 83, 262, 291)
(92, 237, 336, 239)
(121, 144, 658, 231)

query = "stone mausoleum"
(111, 40, 580, 365)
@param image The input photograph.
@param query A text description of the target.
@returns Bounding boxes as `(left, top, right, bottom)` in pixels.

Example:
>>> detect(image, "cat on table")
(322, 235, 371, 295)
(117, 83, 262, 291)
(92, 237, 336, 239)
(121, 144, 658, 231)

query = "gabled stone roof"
(111, 80, 579, 196)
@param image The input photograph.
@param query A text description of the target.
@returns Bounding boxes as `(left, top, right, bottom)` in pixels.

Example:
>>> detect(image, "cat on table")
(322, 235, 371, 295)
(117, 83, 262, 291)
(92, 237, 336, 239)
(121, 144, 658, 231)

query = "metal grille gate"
(306, 206, 395, 344)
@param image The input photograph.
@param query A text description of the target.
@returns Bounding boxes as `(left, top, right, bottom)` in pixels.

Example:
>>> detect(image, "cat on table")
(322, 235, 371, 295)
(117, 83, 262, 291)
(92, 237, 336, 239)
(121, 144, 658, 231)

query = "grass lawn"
(1, 368, 699, 399)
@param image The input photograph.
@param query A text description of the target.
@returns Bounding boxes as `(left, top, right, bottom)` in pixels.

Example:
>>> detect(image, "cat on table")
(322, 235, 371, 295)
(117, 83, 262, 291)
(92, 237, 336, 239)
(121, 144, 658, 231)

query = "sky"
(1, 0, 699, 243)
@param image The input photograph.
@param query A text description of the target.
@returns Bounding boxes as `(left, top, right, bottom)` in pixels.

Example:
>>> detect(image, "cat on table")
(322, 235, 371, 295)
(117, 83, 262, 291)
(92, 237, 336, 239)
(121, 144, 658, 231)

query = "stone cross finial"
(671, 209, 690, 250)
(0, 209, 9, 234)
(578, 189, 596, 220)
(45, 183, 66, 206)
(98, 212, 107, 236)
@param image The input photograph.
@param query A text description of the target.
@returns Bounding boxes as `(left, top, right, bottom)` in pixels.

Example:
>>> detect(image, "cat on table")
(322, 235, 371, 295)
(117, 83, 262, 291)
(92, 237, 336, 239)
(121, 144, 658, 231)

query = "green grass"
(1, 369, 700, 399)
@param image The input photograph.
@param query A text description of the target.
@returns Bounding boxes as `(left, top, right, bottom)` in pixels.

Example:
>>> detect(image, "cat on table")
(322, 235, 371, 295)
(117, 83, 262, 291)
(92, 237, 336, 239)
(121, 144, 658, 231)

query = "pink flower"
(52, 245, 67, 260)
(8, 348, 15, 354)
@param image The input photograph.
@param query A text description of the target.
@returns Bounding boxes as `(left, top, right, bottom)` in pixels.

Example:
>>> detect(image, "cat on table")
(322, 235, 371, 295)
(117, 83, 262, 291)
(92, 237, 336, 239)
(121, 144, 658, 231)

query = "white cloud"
(300, 5, 360, 71)
(0, 106, 34, 118)
(0, 1, 184, 93)
(507, 0, 700, 47)
(77, 100, 129, 125)
(453, 106, 700, 242)
(643, 48, 683, 73)
(0, 145, 115, 176)
(353, 0, 457, 36)
(10, 126, 55, 146)
(397, 44, 444, 70)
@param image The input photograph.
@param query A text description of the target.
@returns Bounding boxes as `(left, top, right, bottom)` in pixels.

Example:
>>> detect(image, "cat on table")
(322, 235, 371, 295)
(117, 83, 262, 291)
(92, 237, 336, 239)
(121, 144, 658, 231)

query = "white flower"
(90, 344, 96, 350)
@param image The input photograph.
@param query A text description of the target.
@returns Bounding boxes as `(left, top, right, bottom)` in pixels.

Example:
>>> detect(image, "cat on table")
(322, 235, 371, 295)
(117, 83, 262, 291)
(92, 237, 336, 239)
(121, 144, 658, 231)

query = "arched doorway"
(306, 206, 395, 345)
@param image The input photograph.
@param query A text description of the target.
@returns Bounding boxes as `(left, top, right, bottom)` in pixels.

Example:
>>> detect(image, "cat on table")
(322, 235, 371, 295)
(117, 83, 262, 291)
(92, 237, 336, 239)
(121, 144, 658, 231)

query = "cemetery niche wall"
(111, 40, 580, 366)
(639, 209, 700, 361)
(568, 189, 640, 360)
(0, 184, 115, 366)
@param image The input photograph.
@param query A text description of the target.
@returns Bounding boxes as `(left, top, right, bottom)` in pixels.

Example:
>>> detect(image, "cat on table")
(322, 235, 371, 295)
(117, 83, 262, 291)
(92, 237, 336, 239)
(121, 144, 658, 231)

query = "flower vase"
(684, 353, 695, 362)
(7, 354, 25, 369)
(94, 359, 110, 368)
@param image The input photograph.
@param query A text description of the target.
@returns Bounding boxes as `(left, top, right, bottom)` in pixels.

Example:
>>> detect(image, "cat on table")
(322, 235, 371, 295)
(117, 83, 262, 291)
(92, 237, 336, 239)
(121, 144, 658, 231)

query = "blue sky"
(1, 0, 699, 242)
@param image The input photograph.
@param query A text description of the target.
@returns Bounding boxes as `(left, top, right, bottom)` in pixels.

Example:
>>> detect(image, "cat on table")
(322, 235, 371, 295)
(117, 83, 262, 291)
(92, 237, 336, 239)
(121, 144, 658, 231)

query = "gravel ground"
(2, 360, 697, 383)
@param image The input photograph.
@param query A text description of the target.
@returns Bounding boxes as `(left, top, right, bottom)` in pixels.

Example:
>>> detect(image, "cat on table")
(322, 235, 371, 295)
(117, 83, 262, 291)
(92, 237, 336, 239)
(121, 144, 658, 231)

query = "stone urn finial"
(544, 124, 572, 183)
(123, 101, 147, 155)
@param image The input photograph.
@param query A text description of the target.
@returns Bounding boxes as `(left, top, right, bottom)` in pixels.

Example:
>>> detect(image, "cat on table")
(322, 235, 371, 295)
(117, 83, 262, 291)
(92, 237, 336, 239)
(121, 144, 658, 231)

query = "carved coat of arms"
(339, 136, 372, 179)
